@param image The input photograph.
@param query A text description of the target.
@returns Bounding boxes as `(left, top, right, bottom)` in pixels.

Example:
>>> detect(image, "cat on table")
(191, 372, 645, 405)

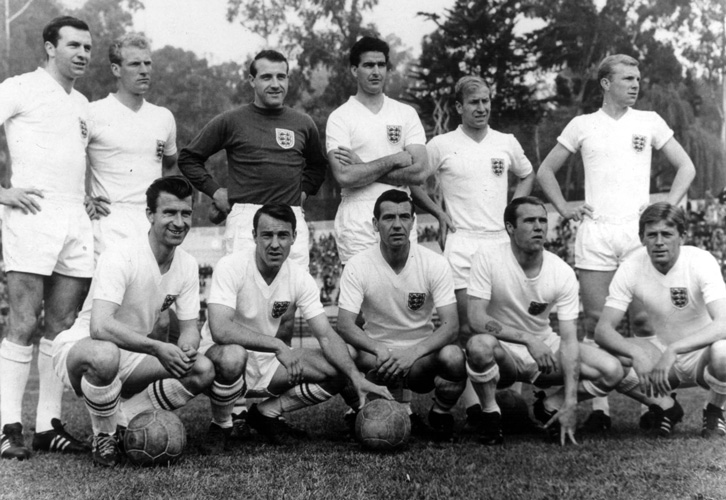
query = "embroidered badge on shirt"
(79, 118, 88, 139)
(670, 288, 688, 309)
(386, 125, 402, 145)
(407, 292, 426, 311)
(276, 129, 295, 149)
(632, 134, 646, 153)
(528, 301, 548, 316)
(161, 294, 177, 312)
(491, 158, 505, 176)
(272, 301, 291, 318)
(156, 140, 166, 161)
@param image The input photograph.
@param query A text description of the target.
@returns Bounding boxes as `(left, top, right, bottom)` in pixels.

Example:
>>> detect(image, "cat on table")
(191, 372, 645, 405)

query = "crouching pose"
(337, 190, 467, 441)
(52, 177, 215, 466)
(200, 203, 390, 449)
(596, 202, 726, 438)
(466, 197, 624, 446)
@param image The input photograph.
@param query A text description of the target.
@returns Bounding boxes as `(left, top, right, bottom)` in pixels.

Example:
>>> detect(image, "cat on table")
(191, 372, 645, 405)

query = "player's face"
(603, 63, 640, 107)
(641, 220, 682, 273)
(147, 192, 193, 248)
(254, 214, 296, 273)
(507, 203, 548, 254)
(352, 52, 388, 96)
(457, 86, 491, 131)
(374, 201, 414, 250)
(46, 26, 92, 81)
(250, 59, 288, 109)
(113, 46, 152, 96)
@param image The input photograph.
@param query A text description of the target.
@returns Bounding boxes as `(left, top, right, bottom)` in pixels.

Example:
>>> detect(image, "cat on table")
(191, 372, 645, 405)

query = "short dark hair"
(350, 36, 389, 67)
(146, 176, 194, 213)
(503, 196, 547, 228)
(253, 203, 296, 234)
(250, 50, 289, 77)
(638, 202, 687, 239)
(454, 76, 489, 104)
(109, 32, 149, 65)
(373, 189, 414, 220)
(43, 16, 90, 47)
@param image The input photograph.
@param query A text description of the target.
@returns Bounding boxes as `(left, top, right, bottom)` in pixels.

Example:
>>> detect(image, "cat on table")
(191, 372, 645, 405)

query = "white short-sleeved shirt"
(605, 246, 726, 345)
(468, 241, 579, 337)
(338, 245, 456, 348)
(557, 108, 673, 219)
(87, 95, 177, 205)
(202, 250, 324, 344)
(55, 239, 200, 343)
(326, 95, 426, 202)
(0, 68, 89, 201)
(427, 126, 533, 233)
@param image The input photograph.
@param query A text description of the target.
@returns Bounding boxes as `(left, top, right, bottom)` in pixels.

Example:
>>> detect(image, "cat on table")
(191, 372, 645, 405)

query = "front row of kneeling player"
(44, 178, 726, 466)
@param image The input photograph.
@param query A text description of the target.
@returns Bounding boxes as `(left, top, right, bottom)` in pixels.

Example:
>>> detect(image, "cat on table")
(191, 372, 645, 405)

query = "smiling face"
(250, 58, 288, 109)
(46, 26, 92, 82)
(374, 200, 414, 251)
(254, 213, 296, 274)
(113, 46, 152, 96)
(641, 220, 682, 274)
(146, 192, 193, 249)
(506, 203, 548, 254)
(352, 51, 387, 96)
(457, 85, 491, 132)
(603, 63, 640, 108)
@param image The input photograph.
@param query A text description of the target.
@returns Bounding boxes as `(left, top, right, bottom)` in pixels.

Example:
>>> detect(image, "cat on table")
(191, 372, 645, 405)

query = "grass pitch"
(1, 357, 725, 500)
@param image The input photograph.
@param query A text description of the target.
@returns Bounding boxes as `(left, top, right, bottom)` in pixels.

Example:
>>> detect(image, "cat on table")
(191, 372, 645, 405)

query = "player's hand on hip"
(649, 349, 675, 398)
(0, 187, 44, 214)
(84, 195, 111, 220)
(212, 188, 231, 214)
(277, 348, 304, 386)
(545, 402, 578, 446)
(156, 343, 193, 378)
(333, 147, 362, 166)
(527, 339, 556, 374)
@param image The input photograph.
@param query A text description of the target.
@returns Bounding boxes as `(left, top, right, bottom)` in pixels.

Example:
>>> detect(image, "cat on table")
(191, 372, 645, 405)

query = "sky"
(62, 0, 448, 64)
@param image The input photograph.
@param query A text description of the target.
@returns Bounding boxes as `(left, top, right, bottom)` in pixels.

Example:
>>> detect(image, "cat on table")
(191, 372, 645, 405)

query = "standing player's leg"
(697, 340, 726, 438)
(32, 272, 91, 453)
(579, 269, 616, 432)
(0, 272, 43, 459)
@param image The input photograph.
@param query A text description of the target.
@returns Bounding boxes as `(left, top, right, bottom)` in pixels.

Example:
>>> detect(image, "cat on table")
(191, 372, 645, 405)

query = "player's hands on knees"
(563, 203, 593, 222)
(377, 348, 416, 383)
(0, 187, 44, 214)
(179, 344, 198, 364)
(649, 349, 675, 397)
(333, 147, 362, 166)
(526, 339, 557, 375)
(277, 348, 304, 386)
(84, 195, 111, 220)
(545, 402, 579, 446)
(374, 344, 392, 368)
(631, 352, 657, 396)
(156, 343, 194, 378)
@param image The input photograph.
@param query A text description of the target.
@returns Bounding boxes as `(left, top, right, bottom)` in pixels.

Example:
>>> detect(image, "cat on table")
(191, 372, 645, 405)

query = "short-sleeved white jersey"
(338, 244, 456, 348)
(427, 126, 533, 232)
(87, 95, 177, 205)
(0, 68, 89, 201)
(55, 238, 199, 342)
(202, 250, 324, 343)
(605, 246, 726, 345)
(468, 241, 579, 337)
(326, 95, 426, 202)
(557, 108, 673, 219)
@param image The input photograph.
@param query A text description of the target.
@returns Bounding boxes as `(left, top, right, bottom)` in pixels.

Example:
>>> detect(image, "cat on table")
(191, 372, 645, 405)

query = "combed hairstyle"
(253, 203, 297, 234)
(454, 76, 489, 104)
(249, 50, 288, 77)
(350, 36, 389, 67)
(109, 32, 150, 65)
(597, 54, 639, 87)
(145, 176, 194, 213)
(373, 189, 414, 220)
(503, 196, 547, 228)
(43, 16, 90, 47)
(638, 202, 687, 239)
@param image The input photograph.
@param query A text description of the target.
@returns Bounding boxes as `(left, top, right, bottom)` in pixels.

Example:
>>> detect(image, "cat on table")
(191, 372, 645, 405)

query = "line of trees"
(1, 0, 725, 225)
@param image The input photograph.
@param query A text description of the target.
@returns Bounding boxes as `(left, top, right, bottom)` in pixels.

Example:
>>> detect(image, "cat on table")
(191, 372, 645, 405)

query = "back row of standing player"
(3, 15, 720, 464)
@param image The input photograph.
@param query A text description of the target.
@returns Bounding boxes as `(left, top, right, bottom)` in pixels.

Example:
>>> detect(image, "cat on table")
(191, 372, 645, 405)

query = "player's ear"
(455, 100, 463, 116)
(248, 73, 255, 88)
(111, 63, 121, 78)
(292, 230, 297, 242)
(373, 216, 379, 233)
(44, 41, 55, 59)
(146, 206, 153, 223)
(505, 221, 514, 236)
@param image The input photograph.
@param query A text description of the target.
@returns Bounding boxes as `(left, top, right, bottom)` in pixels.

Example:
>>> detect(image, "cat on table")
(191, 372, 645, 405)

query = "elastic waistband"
(588, 213, 639, 225)
(453, 228, 507, 238)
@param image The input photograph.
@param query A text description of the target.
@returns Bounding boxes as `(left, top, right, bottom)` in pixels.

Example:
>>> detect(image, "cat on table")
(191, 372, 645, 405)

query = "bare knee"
(210, 345, 247, 383)
(8, 306, 40, 343)
(71, 340, 120, 384)
(596, 353, 624, 388)
(185, 355, 215, 393)
(44, 308, 81, 337)
(437, 344, 466, 378)
(709, 340, 726, 378)
(466, 334, 498, 370)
